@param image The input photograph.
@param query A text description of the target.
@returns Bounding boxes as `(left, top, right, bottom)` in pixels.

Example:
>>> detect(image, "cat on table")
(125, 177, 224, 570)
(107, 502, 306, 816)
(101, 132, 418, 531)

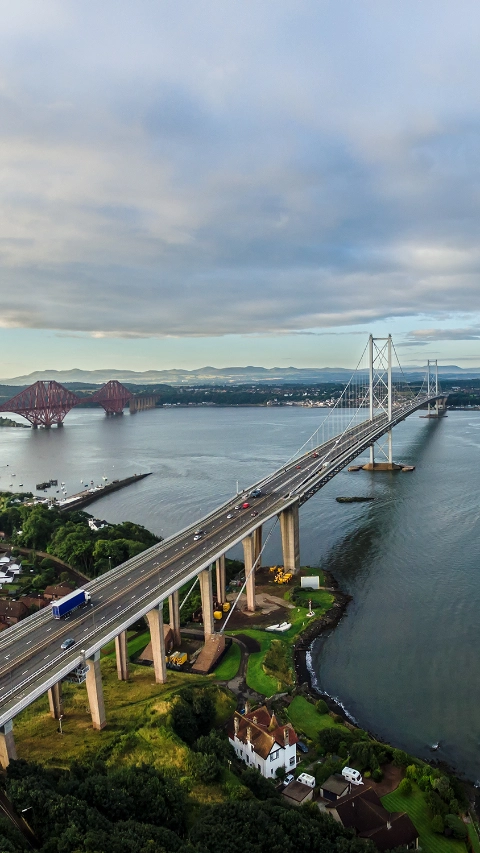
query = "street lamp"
(58, 714, 64, 735)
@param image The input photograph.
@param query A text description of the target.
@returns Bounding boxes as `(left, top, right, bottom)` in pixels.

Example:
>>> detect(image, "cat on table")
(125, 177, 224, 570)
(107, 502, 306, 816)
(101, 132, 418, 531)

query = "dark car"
(297, 741, 309, 754)
(251, 510, 259, 517)
(60, 638, 75, 651)
(249, 488, 262, 498)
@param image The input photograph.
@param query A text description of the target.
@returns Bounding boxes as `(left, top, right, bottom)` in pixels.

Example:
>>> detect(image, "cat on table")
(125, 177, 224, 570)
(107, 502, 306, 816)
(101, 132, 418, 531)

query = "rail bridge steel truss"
(0, 381, 81, 427)
(0, 335, 448, 762)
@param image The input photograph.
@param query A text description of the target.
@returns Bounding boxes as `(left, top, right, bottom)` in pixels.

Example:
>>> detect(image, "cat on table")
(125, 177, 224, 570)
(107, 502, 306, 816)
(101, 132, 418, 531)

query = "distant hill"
(1, 364, 479, 386)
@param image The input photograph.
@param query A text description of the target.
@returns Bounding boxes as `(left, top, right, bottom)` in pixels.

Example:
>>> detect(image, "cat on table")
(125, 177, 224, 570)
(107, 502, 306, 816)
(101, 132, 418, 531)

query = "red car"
(242, 502, 250, 509)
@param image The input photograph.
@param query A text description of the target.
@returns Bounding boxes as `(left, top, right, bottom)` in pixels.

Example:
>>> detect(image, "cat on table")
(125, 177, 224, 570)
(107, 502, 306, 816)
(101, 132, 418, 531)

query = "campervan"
(342, 767, 362, 786)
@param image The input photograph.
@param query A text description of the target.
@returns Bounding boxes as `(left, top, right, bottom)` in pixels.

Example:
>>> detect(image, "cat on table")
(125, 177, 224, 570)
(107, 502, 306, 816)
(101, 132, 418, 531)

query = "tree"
(444, 814, 467, 840)
(315, 699, 329, 714)
(189, 752, 224, 783)
(398, 778, 412, 795)
(431, 815, 444, 834)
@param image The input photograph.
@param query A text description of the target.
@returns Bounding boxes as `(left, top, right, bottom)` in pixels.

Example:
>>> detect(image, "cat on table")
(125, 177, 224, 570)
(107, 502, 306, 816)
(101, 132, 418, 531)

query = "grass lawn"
(382, 784, 468, 853)
(286, 695, 339, 739)
(214, 642, 241, 680)
(468, 823, 480, 853)
(14, 657, 234, 775)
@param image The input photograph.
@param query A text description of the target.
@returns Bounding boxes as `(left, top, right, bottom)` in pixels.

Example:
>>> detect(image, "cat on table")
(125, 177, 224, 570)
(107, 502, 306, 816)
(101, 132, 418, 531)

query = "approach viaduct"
(0, 374, 447, 766)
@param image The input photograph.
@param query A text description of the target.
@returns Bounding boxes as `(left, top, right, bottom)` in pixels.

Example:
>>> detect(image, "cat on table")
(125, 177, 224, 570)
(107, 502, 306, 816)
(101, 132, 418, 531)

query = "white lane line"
(84, 628, 88, 631)
(117, 605, 121, 609)
(113, 586, 117, 590)
(98, 595, 103, 600)
(26, 641, 31, 645)
(22, 669, 28, 674)
(44, 655, 49, 659)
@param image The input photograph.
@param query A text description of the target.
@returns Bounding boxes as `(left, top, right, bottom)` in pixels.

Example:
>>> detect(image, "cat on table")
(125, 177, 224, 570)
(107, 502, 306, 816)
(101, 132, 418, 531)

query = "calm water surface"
(0, 407, 478, 780)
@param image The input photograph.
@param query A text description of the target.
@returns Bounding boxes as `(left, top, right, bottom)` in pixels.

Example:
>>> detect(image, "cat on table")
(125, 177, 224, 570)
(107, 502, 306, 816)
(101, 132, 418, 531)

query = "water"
(1, 406, 479, 779)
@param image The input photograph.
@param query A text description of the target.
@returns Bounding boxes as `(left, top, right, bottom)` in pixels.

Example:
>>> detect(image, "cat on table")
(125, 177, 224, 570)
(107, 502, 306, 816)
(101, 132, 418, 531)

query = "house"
(327, 786, 419, 851)
(319, 773, 351, 801)
(43, 584, 74, 601)
(282, 780, 314, 806)
(227, 706, 298, 779)
(0, 600, 29, 625)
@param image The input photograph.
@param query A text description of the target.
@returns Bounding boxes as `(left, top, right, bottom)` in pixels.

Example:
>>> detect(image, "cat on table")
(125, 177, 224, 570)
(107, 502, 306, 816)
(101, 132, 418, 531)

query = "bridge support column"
(169, 590, 181, 647)
(115, 631, 129, 681)
(48, 681, 63, 719)
(85, 651, 106, 730)
(0, 720, 17, 768)
(199, 568, 214, 639)
(146, 606, 167, 684)
(279, 501, 300, 573)
(215, 555, 226, 605)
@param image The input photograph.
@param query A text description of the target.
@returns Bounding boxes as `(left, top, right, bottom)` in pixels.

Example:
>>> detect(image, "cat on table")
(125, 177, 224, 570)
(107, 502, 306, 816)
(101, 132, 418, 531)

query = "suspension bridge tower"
(363, 334, 401, 470)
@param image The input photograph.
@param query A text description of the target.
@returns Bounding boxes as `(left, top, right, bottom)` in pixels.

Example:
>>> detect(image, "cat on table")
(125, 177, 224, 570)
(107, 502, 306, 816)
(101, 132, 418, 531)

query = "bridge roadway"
(0, 392, 443, 727)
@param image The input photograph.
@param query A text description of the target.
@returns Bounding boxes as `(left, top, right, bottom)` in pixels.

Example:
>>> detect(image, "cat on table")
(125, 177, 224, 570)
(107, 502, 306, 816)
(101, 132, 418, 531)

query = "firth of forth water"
(1, 406, 479, 780)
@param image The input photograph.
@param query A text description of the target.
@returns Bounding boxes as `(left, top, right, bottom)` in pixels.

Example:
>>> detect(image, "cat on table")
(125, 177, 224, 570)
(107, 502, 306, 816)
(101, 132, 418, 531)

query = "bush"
(315, 699, 329, 715)
(392, 749, 409, 767)
(444, 814, 467, 840)
(372, 769, 383, 782)
(398, 778, 412, 795)
(405, 764, 418, 780)
(189, 752, 224, 784)
(431, 815, 444, 834)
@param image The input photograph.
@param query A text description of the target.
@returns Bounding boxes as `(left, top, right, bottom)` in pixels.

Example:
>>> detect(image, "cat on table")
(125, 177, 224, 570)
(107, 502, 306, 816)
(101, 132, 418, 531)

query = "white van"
(342, 767, 363, 786)
(296, 772, 316, 788)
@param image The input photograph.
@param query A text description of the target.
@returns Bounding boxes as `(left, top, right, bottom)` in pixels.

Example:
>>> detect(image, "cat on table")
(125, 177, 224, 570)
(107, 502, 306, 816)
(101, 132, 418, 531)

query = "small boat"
(18, 483, 23, 487)
(61, 482, 65, 486)
(430, 741, 440, 751)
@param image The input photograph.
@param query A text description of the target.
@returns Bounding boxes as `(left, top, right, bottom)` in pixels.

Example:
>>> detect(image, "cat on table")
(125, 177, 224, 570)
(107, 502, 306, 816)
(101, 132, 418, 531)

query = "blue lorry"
(52, 589, 91, 619)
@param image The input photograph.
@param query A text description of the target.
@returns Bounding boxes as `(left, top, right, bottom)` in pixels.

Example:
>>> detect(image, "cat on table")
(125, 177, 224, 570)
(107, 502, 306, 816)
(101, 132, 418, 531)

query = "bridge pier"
(279, 502, 300, 573)
(85, 651, 106, 730)
(115, 630, 129, 681)
(215, 555, 226, 605)
(0, 720, 17, 768)
(199, 568, 215, 638)
(48, 681, 63, 719)
(169, 590, 181, 647)
(146, 606, 167, 683)
(242, 527, 262, 612)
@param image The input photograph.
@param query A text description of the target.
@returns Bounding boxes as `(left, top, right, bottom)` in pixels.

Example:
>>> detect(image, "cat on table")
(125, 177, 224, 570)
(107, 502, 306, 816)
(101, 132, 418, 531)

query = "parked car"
(283, 774, 295, 786)
(297, 741, 309, 754)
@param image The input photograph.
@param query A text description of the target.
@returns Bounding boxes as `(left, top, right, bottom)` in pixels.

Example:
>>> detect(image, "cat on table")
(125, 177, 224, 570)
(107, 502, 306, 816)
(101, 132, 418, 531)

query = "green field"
(286, 695, 340, 739)
(214, 642, 241, 680)
(382, 784, 468, 853)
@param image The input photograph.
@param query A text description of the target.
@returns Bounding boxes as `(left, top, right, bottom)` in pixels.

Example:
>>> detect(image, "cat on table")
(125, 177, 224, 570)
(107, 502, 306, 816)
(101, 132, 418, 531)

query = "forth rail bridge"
(0, 336, 448, 764)
(0, 380, 158, 427)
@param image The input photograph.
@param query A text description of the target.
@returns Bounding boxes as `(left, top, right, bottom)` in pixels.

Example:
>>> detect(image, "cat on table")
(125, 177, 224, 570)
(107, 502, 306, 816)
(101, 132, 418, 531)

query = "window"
(289, 757, 295, 766)
(270, 749, 280, 762)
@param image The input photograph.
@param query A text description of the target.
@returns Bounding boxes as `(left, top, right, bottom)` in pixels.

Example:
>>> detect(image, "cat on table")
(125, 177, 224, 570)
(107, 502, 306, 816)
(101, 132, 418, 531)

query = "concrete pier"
(279, 501, 300, 573)
(168, 590, 181, 647)
(85, 651, 106, 730)
(0, 720, 17, 768)
(48, 681, 63, 719)
(242, 528, 262, 612)
(199, 568, 214, 639)
(146, 606, 167, 684)
(215, 555, 226, 605)
(115, 630, 129, 681)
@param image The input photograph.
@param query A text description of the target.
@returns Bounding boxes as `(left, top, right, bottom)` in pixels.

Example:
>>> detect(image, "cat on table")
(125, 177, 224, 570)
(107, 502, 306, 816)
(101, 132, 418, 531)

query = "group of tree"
(0, 758, 379, 853)
(0, 499, 160, 577)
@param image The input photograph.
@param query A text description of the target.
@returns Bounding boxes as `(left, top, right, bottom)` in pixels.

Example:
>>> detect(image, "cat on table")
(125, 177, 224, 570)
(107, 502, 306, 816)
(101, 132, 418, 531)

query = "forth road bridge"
(0, 336, 448, 764)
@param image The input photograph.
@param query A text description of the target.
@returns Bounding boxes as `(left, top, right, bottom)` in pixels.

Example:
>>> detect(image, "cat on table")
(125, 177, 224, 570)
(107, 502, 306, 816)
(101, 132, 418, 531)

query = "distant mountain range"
(1, 364, 480, 386)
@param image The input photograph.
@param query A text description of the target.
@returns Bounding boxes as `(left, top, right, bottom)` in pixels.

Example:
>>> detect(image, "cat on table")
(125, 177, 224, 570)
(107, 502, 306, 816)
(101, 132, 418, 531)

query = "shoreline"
(292, 572, 478, 795)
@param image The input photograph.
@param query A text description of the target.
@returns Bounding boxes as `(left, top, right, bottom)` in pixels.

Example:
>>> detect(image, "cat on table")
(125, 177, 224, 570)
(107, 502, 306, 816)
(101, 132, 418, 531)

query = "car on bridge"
(193, 530, 206, 541)
(242, 502, 250, 509)
(60, 638, 75, 651)
(249, 488, 262, 498)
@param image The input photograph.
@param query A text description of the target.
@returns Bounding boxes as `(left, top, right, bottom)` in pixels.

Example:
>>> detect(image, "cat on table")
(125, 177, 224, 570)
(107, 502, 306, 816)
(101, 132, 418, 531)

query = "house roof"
(321, 774, 350, 796)
(0, 600, 28, 619)
(282, 781, 313, 803)
(44, 584, 73, 598)
(227, 706, 298, 760)
(327, 786, 418, 852)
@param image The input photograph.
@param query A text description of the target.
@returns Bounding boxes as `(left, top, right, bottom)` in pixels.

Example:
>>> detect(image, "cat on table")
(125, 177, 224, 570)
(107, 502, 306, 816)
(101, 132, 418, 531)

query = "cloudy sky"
(1, 0, 480, 375)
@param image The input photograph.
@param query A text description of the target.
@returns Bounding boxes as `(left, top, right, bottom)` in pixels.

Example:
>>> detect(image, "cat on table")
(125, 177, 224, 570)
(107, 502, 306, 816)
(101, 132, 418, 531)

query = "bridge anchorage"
(0, 334, 448, 764)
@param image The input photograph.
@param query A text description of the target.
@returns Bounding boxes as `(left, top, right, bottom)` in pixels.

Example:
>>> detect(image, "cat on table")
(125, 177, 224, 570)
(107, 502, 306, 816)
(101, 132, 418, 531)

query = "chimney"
(234, 715, 239, 735)
(253, 715, 257, 724)
(284, 727, 289, 746)
(244, 700, 250, 715)
(387, 820, 392, 831)
(246, 726, 252, 743)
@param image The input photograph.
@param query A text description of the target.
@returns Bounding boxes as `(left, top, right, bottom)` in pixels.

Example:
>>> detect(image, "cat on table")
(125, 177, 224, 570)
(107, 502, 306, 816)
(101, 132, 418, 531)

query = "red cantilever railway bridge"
(0, 380, 135, 427)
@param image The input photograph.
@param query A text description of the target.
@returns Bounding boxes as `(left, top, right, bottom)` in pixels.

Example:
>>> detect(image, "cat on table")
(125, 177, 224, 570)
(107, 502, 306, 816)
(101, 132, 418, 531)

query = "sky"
(1, 0, 480, 376)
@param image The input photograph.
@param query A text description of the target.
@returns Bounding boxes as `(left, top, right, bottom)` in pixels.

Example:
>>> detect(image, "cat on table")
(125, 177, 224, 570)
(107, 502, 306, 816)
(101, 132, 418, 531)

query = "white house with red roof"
(227, 705, 298, 778)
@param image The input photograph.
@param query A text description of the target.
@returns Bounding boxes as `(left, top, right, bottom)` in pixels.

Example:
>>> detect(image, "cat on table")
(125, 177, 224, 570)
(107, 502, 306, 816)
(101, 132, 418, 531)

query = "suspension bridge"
(0, 335, 447, 764)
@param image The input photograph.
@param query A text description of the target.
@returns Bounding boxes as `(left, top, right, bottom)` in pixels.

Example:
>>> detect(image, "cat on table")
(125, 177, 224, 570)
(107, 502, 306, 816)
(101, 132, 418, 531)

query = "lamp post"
(58, 714, 64, 735)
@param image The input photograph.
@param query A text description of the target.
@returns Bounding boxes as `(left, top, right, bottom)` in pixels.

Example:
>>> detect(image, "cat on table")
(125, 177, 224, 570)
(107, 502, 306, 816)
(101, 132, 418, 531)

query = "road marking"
(84, 628, 88, 631)
(26, 641, 31, 645)
(117, 605, 121, 609)
(44, 655, 49, 659)
(22, 670, 28, 675)
(98, 595, 103, 600)
(46, 627, 52, 632)
(113, 586, 117, 590)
